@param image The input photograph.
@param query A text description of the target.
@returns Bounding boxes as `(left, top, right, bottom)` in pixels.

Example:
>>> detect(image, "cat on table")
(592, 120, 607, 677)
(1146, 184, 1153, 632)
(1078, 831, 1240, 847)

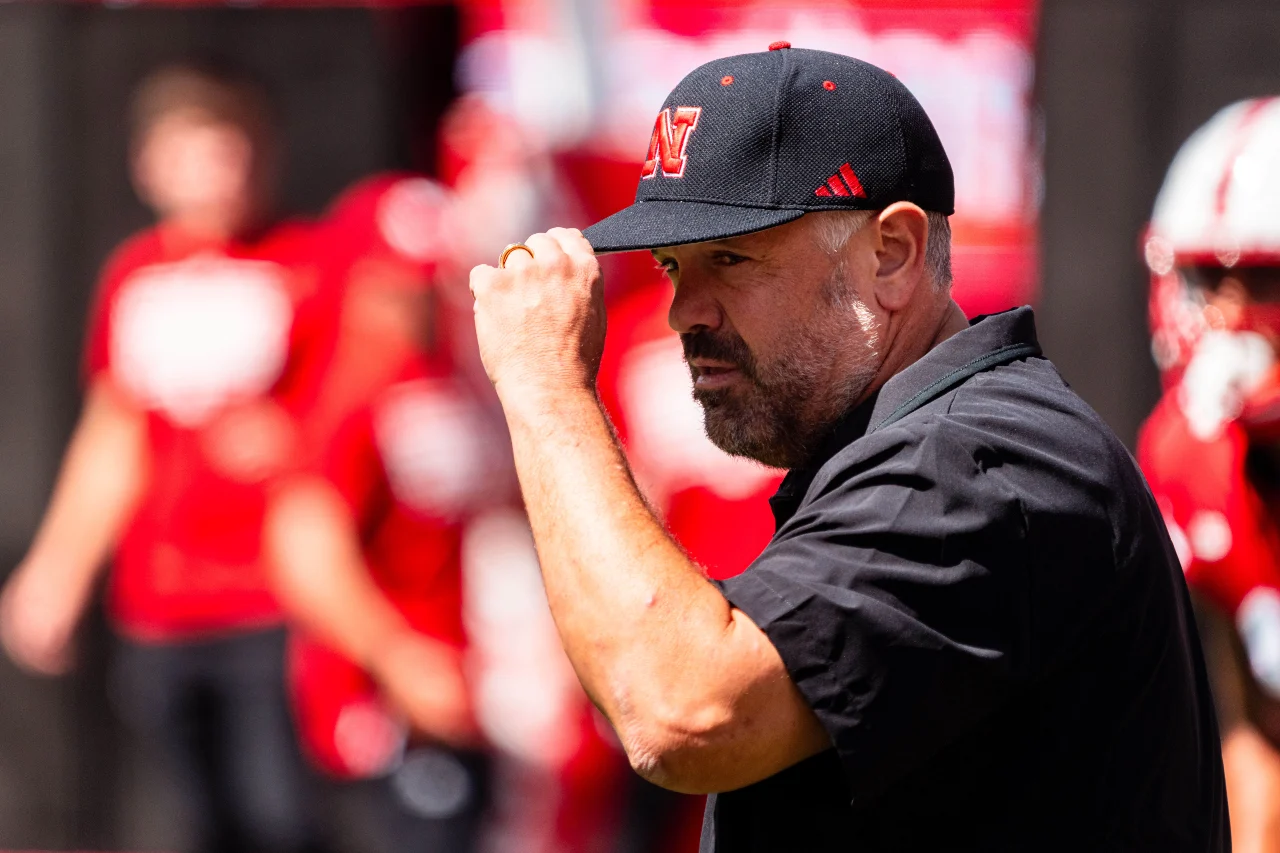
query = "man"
(1138, 97, 1280, 852)
(469, 45, 1228, 850)
(0, 64, 326, 853)
(267, 173, 491, 853)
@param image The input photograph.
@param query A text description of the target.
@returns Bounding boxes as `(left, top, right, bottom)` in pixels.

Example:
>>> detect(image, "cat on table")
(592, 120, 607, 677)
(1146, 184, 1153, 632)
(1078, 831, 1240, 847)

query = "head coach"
(469, 45, 1228, 851)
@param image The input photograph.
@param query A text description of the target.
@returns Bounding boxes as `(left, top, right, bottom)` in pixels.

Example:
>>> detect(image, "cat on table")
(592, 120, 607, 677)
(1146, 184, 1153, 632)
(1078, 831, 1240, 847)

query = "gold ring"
(499, 243, 535, 269)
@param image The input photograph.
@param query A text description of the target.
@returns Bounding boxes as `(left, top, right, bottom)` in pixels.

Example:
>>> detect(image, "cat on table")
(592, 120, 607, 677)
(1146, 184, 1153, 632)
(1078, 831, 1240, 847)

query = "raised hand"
(469, 228, 606, 407)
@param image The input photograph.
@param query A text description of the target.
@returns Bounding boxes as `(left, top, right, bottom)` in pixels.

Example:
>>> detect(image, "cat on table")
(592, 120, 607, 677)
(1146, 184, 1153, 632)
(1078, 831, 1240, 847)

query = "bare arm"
(470, 229, 829, 794)
(0, 378, 147, 674)
(265, 475, 475, 746)
(1197, 597, 1280, 853)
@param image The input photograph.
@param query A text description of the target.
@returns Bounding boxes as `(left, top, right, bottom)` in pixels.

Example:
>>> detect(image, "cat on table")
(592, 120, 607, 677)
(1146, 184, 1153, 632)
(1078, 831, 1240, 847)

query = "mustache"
(681, 329, 758, 379)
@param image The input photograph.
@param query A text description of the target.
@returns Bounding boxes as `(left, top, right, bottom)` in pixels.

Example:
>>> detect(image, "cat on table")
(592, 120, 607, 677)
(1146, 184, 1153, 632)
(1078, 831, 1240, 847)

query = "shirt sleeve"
(715, 420, 1030, 803)
(304, 403, 387, 529)
(82, 243, 140, 382)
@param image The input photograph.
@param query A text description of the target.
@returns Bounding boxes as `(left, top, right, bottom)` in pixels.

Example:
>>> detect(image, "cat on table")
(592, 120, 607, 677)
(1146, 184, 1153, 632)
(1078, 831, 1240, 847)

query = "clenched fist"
(469, 228, 606, 405)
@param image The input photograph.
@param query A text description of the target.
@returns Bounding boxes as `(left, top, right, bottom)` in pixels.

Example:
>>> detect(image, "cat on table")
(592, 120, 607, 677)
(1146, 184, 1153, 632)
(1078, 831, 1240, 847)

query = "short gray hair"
(809, 209, 953, 290)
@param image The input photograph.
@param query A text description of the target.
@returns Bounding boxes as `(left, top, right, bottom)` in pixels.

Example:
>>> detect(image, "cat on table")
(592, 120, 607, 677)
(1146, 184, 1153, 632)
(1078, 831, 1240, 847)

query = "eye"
(655, 257, 678, 274)
(711, 251, 748, 267)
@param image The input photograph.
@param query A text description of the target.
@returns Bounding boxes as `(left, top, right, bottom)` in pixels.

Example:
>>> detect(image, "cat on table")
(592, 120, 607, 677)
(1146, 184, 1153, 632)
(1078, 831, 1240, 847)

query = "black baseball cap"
(583, 43, 954, 254)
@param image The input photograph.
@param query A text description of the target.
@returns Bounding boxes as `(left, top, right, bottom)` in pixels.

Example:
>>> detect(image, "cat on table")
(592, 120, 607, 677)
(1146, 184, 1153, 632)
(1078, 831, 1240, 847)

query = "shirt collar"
(769, 306, 1042, 525)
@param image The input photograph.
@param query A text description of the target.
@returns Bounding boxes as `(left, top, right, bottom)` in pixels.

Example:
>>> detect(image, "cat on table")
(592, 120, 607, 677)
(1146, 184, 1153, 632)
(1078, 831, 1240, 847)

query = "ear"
(872, 203, 928, 312)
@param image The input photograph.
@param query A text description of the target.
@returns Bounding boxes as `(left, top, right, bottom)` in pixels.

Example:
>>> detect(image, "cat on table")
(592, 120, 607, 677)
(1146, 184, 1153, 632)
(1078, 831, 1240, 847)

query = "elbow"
(616, 699, 738, 795)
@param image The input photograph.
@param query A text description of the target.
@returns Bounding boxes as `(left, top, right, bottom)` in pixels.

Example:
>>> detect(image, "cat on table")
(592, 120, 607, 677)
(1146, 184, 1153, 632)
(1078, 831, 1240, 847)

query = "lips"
(690, 359, 743, 391)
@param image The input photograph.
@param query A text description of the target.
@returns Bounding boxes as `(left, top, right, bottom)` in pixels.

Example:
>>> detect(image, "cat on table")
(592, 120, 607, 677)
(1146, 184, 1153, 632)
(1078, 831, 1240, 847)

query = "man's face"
(1186, 265, 1280, 352)
(134, 111, 265, 237)
(655, 214, 885, 469)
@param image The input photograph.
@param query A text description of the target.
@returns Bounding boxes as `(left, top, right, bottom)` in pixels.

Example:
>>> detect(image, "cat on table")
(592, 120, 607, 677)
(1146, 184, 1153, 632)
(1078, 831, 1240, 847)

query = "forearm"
(25, 379, 145, 593)
(502, 390, 742, 749)
(267, 476, 474, 745)
(1223, 723, 1280, 853)
(1, 379, 147, 673)
(266, 476, 414, 667)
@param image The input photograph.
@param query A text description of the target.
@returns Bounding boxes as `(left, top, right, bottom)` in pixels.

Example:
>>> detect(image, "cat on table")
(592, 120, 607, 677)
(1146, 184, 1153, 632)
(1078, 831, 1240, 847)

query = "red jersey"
(287, 346, 497, 778)
(1140, 395, 1280, 614)
(84, 221, 334, 642)
(309, 354, 488, 646)
(1139, 332, 1280, 697)
(597, 282, 782, 580)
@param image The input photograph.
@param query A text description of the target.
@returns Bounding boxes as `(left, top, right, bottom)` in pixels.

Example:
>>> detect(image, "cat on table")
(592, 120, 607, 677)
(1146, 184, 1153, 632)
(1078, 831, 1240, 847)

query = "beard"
(683, 296, 881, 470)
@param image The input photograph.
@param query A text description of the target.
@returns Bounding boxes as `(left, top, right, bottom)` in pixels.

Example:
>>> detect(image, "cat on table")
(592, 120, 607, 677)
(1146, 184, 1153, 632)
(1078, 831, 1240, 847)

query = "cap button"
(768, 40, 791, 51)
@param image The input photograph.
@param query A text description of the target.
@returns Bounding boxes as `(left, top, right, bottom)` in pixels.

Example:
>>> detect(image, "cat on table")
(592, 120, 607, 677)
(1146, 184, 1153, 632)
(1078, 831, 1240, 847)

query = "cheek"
(711, 258, 839, 354)
(720, 291, 806, 370)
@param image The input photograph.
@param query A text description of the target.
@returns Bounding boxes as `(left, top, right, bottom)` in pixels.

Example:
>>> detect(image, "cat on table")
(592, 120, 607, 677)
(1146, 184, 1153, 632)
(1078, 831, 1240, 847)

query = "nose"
(668, 274, 723, 335)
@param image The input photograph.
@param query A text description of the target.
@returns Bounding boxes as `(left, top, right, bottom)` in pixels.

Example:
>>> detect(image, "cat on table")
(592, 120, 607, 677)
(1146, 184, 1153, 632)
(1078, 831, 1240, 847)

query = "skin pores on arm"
(470, 229, 829, 793)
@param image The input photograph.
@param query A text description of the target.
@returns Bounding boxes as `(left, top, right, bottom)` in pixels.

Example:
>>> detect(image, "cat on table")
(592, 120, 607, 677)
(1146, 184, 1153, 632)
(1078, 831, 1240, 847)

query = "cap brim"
(582, 200, 806, 254)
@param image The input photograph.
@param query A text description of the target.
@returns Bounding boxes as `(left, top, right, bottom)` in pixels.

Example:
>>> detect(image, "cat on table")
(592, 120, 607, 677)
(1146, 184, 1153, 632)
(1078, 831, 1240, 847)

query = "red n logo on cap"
(641, 107, 702, 179)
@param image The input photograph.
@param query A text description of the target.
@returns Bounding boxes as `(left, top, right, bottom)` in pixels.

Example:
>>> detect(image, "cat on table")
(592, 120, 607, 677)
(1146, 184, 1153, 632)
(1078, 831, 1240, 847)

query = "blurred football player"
(266, 174, 495, 853)
(0, 63, 329, 853)
(1138, 97, 1280, 853)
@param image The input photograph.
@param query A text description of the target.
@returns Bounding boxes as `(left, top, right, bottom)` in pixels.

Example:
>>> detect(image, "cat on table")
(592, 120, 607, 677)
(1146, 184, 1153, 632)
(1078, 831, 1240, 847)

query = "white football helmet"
(1148, 97, 1280, 270)
(1144, 98, 1280, 383)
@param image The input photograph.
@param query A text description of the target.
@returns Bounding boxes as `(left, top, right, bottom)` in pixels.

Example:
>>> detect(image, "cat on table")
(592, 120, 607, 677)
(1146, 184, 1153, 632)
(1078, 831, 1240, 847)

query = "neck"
(164, 203, 264, 245)
(855, 296, 967, 409)
(783, 296, 966, 473)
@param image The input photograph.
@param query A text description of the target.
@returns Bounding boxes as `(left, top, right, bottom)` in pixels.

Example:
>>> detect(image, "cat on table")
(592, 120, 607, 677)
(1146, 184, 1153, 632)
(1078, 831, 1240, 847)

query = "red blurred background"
(0, 0, 1276, 850)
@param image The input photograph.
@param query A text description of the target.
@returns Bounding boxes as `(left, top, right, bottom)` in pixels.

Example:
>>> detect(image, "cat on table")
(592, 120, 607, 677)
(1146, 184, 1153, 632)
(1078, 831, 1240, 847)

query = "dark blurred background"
(1039, 0, 1280, 456)
(0, 0, 1277, 848)
(0, 7, 461, 847)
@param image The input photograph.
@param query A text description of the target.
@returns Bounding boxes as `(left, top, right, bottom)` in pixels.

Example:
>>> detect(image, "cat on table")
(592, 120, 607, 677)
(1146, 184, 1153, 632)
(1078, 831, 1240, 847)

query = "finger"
(549, 228, 598, 264)
(544, 227, 578, 244)
(469, 264, 496, 298)
(523, 232, 569, 266)
(499, 242, 535, 272)
(546, 227, 592, 257)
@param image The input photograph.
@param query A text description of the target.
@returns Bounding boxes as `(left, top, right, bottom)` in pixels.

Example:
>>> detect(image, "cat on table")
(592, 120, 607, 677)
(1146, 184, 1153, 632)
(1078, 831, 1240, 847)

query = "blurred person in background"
(439, 98, 633, 853)
(0, 62, 330, 853)
(1139, 97, 1280, 853)
(266, 173, 494, 853)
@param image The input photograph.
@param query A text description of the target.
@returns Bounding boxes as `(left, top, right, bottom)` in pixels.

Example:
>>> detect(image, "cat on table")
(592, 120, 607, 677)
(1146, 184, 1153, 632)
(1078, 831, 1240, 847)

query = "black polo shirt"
(702, 308, 1228, 852)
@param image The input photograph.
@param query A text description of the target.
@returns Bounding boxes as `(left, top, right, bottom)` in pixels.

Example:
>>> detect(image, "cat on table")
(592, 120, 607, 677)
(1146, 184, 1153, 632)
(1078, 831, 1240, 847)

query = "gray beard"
(694, 325, 880, 470)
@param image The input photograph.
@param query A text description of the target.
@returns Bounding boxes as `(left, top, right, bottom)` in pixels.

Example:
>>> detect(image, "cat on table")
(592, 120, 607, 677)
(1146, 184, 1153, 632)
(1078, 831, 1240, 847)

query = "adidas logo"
(815, 163, 867, 198)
